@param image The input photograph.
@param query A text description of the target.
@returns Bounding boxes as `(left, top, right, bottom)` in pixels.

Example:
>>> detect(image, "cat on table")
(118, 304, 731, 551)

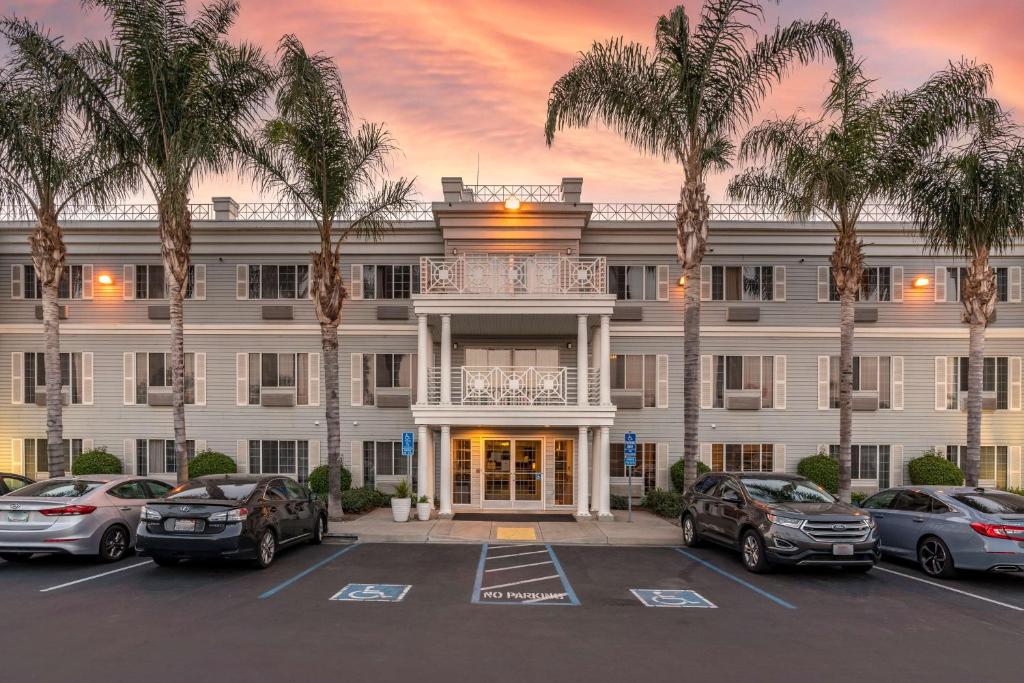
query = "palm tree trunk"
(837, 287, 855, 503)
(964, 320, 984, 487)
(160, 198, 192, 484)
(321, 320, 344, 520)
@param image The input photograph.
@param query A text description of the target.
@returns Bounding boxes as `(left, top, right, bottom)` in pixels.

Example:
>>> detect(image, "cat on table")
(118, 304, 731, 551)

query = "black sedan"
(0, 473, 33, 495)
(136, 475, 327, 568)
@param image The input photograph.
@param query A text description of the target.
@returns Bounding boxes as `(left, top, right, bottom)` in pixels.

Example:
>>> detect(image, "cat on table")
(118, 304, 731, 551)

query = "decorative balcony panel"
(426, 366, 603, 407)
(420, 254, 606, 296)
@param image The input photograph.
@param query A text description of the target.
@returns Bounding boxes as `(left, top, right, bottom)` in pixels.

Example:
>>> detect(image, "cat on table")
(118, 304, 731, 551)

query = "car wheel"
(0, 553, 33, 563)
(681, 513, 702, 548)
(740, 530, 772, 574)
(98, 525, 130, 563)
(151, 555, 180, 567)
(918, 536, 957, 579)
(310, 515, 326, 545)
(252, 529, 277, 569)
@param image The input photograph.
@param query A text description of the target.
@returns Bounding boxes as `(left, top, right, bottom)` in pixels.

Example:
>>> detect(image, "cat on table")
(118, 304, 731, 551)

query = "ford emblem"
(832, 523, 847, 531)
(179, 505, 191, 512)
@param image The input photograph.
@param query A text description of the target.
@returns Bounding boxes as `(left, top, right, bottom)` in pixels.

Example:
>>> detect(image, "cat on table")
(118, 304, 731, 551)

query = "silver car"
(0, 475, 174, 563)
(861, 486, 1024, 578)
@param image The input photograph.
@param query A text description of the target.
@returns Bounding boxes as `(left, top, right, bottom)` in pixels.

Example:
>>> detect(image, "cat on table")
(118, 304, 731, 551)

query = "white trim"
(0, 323, 418, 335)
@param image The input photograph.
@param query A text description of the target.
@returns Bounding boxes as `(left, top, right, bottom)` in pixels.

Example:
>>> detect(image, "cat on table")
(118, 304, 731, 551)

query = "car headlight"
(767, 513, 804, 529)
(140, 506, 161, 522)
(863, 516, 876, 529)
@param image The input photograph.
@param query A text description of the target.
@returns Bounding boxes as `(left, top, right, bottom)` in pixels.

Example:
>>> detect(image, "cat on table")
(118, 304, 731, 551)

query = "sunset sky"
(9, 0, 1024, 204)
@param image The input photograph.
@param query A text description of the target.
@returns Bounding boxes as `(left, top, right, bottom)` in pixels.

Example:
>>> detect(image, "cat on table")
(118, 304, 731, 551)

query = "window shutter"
(773, 444, 786, 472)
(1011, 267, 1022, 303)
(700, 355, 713, 409)
(123, 439, 135, 475)
(1009, 445, 1022, 489)
(10, 439, 23, 475)
(309, 440, 321, 474)
(773, 266, 786, 302)
(196, 440, 207, 453)
(194, 352, 207, 406)
(236, 440, 248, 474)
(934, 266, 946, 302)
(308, 353, 321, 407)
(655, 443, 669, 489)
(817, 355, 830, 410)
(1011, 357, 1022, 411)
(82, 352, 94, 405)
(11, 352, 24, 405)
(82, 439, 93, 453)
(236, 264, 248, 299)
(123, 352, 135, 405)
(193, 264, 207, 300)
(699, 442, 712, 467)
(350, 353, 363, 406)
(656, 265, 670, 301)
(817, 266, 830, 302)
(82, 265, 94, 299)
(656, 354, 669, 408)
(773, 355, 787, 409)
(891, 266, 903, 303)
(934, 356, 947, 411)
(11, 265, 23, 299)
(121, 264, 136, 300)
(699, 265, 712, 301)
(236, 353, 248, 406)
(891, 356, 904, 410)
(891, 445, 904, 486)
(350, 265, 363, 300)
(350, 440, 363, 486)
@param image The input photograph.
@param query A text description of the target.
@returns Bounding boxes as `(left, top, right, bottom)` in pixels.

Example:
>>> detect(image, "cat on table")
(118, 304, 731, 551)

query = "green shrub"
(610, 493, 630, 510)
(187, 451, 236, 477)
(71, 448, 122, 475)
(307, 464, 351, 498)
(797, 453, 839, 494)
(908, 453, 964, 486)
(670, 459, 712, 493)
(339, 487, 392, 514)
(642, 488, 684, 519)
(392, 479, 412, 499)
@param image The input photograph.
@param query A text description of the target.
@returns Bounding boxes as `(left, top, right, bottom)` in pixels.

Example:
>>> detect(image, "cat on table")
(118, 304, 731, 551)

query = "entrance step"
(453, 513, 575, 523)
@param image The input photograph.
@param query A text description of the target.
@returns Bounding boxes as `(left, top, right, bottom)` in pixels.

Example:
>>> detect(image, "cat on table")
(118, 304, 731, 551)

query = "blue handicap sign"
(630, 589, 717, 608)
(624, 432, 637, 457)
(624, 455, 637, 467)
(331, 583, 412, 602)
(402, 431, 414, 457)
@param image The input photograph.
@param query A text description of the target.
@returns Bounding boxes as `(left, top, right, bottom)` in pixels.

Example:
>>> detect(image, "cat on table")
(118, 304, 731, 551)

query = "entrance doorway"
(482, 439, 543, 509)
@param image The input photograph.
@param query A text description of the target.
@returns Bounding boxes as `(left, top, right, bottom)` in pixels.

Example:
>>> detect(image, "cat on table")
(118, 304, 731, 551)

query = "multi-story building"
(1, 177, 1021, 518)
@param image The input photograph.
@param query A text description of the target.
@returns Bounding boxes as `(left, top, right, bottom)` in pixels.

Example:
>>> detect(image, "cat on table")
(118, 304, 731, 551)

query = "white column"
(577, 314, 589, 406)
(590, 428, 600, 511)
(598, 426, 612, 519)
(576, 426, 590, 517)
(439, 425, 452, 516)
(600, 314, 611, 405)
(440, 314, 452, 405)
(416, 314, 429, 404)
(417, 425, 429, 501)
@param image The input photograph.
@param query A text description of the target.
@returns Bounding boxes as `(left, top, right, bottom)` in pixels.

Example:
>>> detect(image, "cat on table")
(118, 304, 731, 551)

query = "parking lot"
(2, 541, 1021, 682)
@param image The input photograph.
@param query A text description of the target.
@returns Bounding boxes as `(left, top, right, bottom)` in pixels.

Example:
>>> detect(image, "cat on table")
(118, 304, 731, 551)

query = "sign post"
(624, 432, 637, 522)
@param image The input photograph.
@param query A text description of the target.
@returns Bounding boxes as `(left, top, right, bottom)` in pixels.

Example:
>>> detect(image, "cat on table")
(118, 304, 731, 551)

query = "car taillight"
(39, 505, 97, 517)
(208, 508, 248, 523)
(970, 522, 1024, 539)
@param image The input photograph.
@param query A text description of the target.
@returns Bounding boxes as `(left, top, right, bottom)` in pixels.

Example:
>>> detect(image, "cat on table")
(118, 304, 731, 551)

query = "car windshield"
(741, 478, 835, 504)
(11, 480, 102, 498)
(952, 492, 1024, 515)
(164, 481, 257, 501)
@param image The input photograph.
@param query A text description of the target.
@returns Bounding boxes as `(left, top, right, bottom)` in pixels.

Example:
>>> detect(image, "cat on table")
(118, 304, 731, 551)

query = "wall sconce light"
(451, 248, 458, 256)
(678, 275, 687, 286)
(567, 341, 575, 350)
(97, 273, 114, 285)
(913, 276, 930, 288)
(566, 247, 572, 255)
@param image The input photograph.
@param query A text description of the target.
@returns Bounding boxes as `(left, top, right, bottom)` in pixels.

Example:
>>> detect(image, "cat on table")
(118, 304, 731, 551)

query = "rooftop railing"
(0, 203, 213, 221)
(591, 203, 910, 222)
(420, 254, 607, 295)
(460, 184, 563, 202)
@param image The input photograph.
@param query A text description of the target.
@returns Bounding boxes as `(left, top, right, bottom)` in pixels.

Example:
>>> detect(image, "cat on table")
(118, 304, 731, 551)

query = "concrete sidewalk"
(327, 508, 681, 545)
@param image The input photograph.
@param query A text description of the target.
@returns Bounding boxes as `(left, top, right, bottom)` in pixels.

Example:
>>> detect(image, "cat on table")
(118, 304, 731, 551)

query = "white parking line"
(481, 574, 561, 591)
(487, 550, 549, 560)
(39, 561, 153, 593)
(875, 567, 1024, 612)
(523, 592, 566, 604)
(485, 560, 554, 573)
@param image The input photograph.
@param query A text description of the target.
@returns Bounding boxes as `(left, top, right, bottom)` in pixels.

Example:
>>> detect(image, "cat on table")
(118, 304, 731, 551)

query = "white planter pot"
(416, 502, 431, 521)
(391, 497, 412, 522)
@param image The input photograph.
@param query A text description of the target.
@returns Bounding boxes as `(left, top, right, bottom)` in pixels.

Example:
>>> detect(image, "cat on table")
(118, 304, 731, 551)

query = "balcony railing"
(425, 366, 601, 407)
(590, 203, 909, 222)
(420, 254, 606, 295)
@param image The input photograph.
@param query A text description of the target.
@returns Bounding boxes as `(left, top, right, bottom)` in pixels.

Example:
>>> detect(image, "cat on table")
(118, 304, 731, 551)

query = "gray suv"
(681, 472, 879, 573)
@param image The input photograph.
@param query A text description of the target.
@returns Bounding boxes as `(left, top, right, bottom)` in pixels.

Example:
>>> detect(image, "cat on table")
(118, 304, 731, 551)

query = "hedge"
(339, 487, 390, 514)
(908, 454, 964, 486)
(186, 451, 236, 477)
(71, 448, 122, 475)
(670, 459, 712, 493)
(610, 493, 630, 510)
(307, 464, 352, 499)
(797, 453, 839, 494)
(642, 488, 684, 518)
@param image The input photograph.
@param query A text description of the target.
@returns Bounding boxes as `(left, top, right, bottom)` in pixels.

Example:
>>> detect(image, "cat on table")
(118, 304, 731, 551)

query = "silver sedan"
(0, 475, 174, 563)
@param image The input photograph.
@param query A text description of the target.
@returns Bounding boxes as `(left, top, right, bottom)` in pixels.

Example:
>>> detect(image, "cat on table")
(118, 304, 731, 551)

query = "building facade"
(1, 177, 1022, 516)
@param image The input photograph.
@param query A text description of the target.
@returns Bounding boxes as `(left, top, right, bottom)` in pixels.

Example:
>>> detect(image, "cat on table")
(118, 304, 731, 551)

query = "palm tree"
(545, 1, 846, 490)
(891, 112, 1024, 487)
(19, 0, 275, 481)
(728, 57, 994, 501)
(241, 35, 416, 518)
(0, 18, 133, 477)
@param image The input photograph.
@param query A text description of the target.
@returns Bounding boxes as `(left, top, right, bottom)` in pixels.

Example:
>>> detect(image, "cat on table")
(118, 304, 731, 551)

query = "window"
(610, 354, 657, 407)
(361, 353, 416, 406)
(892, 490, 934, 513)
(944, 445, 1008, 488)
(828, 355, 893, 409)
(693, 475, 721, 495)
(363, 441, 417, 478)
(134, 264, 196, 299)
(360, 264, 420, 299)
(712, 355, 774, 408)
(709, 265, 774, 301)
(828, 445, 891, 487)
(246, 440, 309, 482)
(554, 440, 574, 506)
(109, 481, 148, 499)
(609, 443, 656, 492)
(862, 489, 899, 510)
(453, 439, 471, 505)
(247, 352, 311, 405)
(23, 264, 84, 299)
(946, 267, 1008, 303)
(136, 439, 195, 476)
(829, 266, 892, 302)
(134, 352, 196, 404)
(945, 357, 1008, 410)
(22, 438, 83, 477)
(248, 265, 309, 299)
(710, 444, 775, 473)
(23, 352, 85, 404)
(608, 265, 658, 301)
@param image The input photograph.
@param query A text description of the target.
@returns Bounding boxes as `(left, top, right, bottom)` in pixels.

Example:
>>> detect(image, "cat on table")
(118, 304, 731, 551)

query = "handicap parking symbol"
(330, 583, 412, 602)
(630, 589, 717, 608)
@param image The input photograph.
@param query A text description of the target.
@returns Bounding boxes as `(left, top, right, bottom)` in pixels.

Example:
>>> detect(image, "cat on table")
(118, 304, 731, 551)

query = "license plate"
(173, 519, 197, 532)
(833, 543, 855, 556)
(7, 511, 29, 522)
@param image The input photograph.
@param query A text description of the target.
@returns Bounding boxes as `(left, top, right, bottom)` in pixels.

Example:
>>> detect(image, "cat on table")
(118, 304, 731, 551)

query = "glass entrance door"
(483, 440, 512, 505)
(481, 438, 544, 508)
(514, 440, 542, 505)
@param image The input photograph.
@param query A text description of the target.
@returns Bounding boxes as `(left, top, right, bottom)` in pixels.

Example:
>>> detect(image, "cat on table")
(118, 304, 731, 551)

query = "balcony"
(425, 366, 600, 406)
(419, 254, 606, 296)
